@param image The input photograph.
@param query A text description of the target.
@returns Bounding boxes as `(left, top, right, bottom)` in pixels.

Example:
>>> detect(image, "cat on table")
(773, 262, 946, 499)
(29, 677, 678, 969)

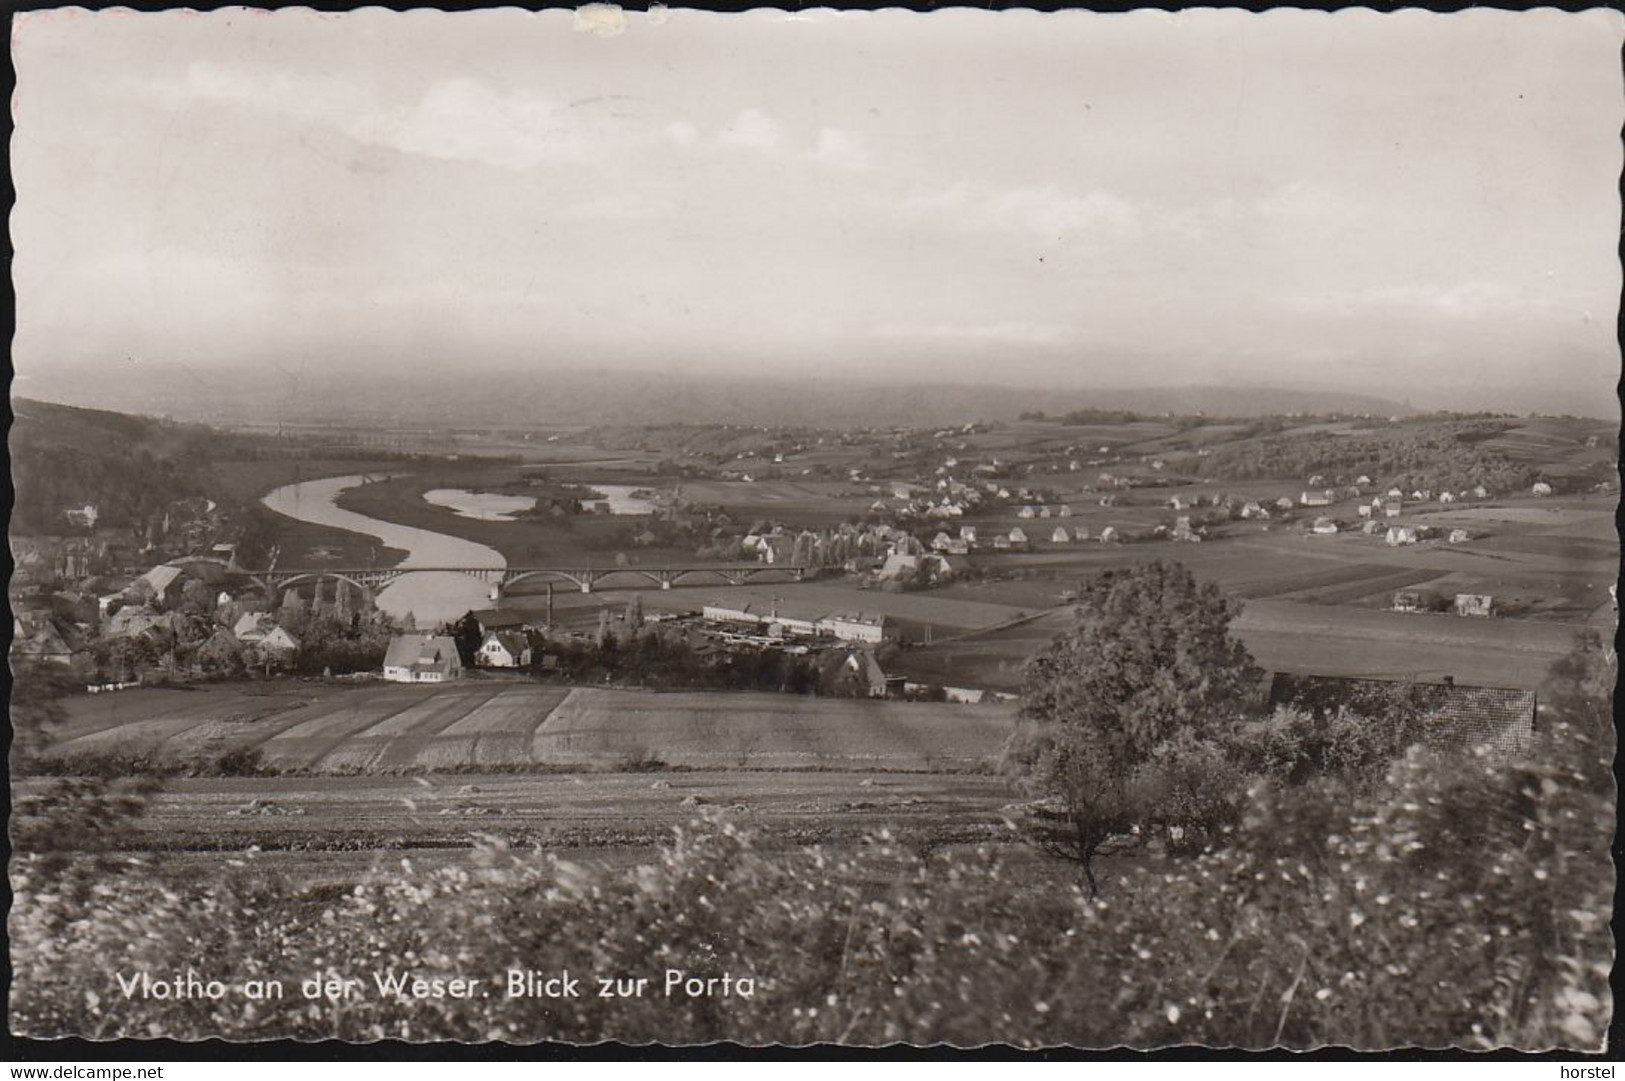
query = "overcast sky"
(12, 7, 1623, 414)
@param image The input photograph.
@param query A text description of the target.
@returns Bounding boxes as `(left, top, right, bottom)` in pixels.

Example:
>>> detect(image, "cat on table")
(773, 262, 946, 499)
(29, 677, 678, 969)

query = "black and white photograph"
(7, 5, 1620, 1052)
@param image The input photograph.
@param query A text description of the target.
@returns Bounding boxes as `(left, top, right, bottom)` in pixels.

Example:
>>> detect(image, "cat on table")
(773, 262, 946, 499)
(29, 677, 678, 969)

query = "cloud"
(1288, 281, 1564, 321)
(350, 78, 593, 171)
(718, 108, 782, 151)
(664, 120, 699, 147)
(872, 320, 1073, 346)
(807, 128, 871, 172)
(896, 181, 1140, 241)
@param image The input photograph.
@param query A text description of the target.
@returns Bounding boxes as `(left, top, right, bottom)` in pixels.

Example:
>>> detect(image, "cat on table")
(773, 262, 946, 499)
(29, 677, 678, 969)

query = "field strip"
(258, 689, 450, 770)
(53, 689, 304, 743)
(333, 686, 511, 771)
(305, 691, 477, 773)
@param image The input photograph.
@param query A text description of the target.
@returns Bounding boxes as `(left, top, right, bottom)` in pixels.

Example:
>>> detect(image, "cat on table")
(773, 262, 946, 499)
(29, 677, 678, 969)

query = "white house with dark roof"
(478, 630, 531, 667)
(383, 634, 463, 683)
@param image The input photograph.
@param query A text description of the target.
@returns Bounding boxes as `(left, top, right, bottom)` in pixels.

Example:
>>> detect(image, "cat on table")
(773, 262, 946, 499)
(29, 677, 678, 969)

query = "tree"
(1005, 560, 1262, 893)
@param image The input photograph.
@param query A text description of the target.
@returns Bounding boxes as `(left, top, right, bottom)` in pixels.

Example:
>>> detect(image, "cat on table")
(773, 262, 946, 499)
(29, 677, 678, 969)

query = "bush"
(11, 728, 1610, 1048)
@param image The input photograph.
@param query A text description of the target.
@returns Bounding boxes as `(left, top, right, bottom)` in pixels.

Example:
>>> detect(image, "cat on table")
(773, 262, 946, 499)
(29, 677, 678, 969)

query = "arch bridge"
(239, 563, 808, 602)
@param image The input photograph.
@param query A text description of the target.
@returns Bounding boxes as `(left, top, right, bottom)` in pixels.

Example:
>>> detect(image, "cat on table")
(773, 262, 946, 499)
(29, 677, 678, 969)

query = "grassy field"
(45, 681, 1018, 775)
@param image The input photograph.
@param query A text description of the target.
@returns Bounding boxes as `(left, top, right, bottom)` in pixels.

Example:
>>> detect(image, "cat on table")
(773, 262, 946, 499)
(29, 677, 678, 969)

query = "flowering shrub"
(10, 723, 1610, 1049)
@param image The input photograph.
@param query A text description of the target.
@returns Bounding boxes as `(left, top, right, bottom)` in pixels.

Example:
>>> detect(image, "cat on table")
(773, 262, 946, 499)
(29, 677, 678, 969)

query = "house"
(1449, 529, 1471, 544)
(1071, 526, 1090, 541)
(881, 553, 922, 579)
(132, 564, 186, 608)
(931, 531, 954, 552)
(1038, 505, 1052, 519)
(1267, 673, 1535, 759)
(382, 634, 464, 683)
(840, 650, 891, 698)
(1454, 594, 1493, 618)
(478, 630, 532, 667)
(1299, 490, 1333, 507)
(1098, 526, 1120, 544)
(1168, 496, 1188, 511)
(1358, 504, 1373, 519)
(13, 617, 75, 665)
(1473, 485, 1490, 499)
(1384, 503, 1403, 518)
(64, 504, 99, 529)
(992, 534, 1012, 550)
(1311, 517, 1339, 535)
(1275, 497, 1295, 511)
(1392, 590, 1427, 613)
(1439, 492, 1456, 504)
(1056, 505, 1072, 518)
(107, 605, 172, 640)
(1171, 517, 1200, 543)
(1532, 481, 1554, 497)
(1017, 505, 1037, 519)
(1098, 494, 1116, 508)
(959, 525, 977, 543)
(1355, 475, 1372, 486)
(819, 612, 889, 644)
(1361, 519, 1383, 535)
(1385, 526, 1419, 546)
(1240, 501, 1266, 519)
(1007, 526, 1029, 548)
(233, 612, 275, 643)
(257, 626, 300, 655)
(1051, 526, 1071, 544)
(1387, 487, 1405, 500)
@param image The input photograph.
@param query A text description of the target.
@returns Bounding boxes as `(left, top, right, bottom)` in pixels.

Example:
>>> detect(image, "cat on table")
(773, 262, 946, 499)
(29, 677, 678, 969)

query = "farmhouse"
(478, 630, 532, 667)
(1267, 673, 1536, 759)
(1051, 526, 1071, 543)
(383, 634, 464, 683)
(1385, 526, 1419, 546)
(1454, 594, 1493, 618)
(1299, 490, 1333, 507)
(1449, 529, 1471, 544)
(1310, 517, 1339, 535)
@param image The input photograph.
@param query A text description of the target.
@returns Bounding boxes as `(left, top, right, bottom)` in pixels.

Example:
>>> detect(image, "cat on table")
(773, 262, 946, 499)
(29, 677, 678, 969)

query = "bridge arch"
(267, 571, 381, 603)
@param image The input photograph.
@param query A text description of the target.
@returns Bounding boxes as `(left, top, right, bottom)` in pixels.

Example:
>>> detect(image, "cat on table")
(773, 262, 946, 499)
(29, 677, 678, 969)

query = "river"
(260, 474, 503, 627)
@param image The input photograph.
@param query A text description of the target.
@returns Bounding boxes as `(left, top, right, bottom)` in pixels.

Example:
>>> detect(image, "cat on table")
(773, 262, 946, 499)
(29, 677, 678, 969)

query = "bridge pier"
(661, 579, 672, 590)
(580, 581, 592, 594)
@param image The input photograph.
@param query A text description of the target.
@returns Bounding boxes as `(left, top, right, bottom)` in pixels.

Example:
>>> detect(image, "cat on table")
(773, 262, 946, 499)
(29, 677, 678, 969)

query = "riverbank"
(332, 469, 701, 566)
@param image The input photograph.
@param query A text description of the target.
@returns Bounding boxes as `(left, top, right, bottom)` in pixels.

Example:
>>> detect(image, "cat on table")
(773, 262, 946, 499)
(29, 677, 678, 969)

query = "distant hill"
(8, 398, 223, 536)
(18, 362, 1417, 429)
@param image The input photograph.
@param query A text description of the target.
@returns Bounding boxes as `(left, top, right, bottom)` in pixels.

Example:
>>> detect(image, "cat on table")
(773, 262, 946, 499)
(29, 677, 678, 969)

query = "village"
(10, 402, 1615, 749)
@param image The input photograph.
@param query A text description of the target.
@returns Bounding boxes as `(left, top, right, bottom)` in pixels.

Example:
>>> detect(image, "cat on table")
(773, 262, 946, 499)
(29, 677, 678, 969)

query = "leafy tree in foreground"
(1005, 560, 1262, 893)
